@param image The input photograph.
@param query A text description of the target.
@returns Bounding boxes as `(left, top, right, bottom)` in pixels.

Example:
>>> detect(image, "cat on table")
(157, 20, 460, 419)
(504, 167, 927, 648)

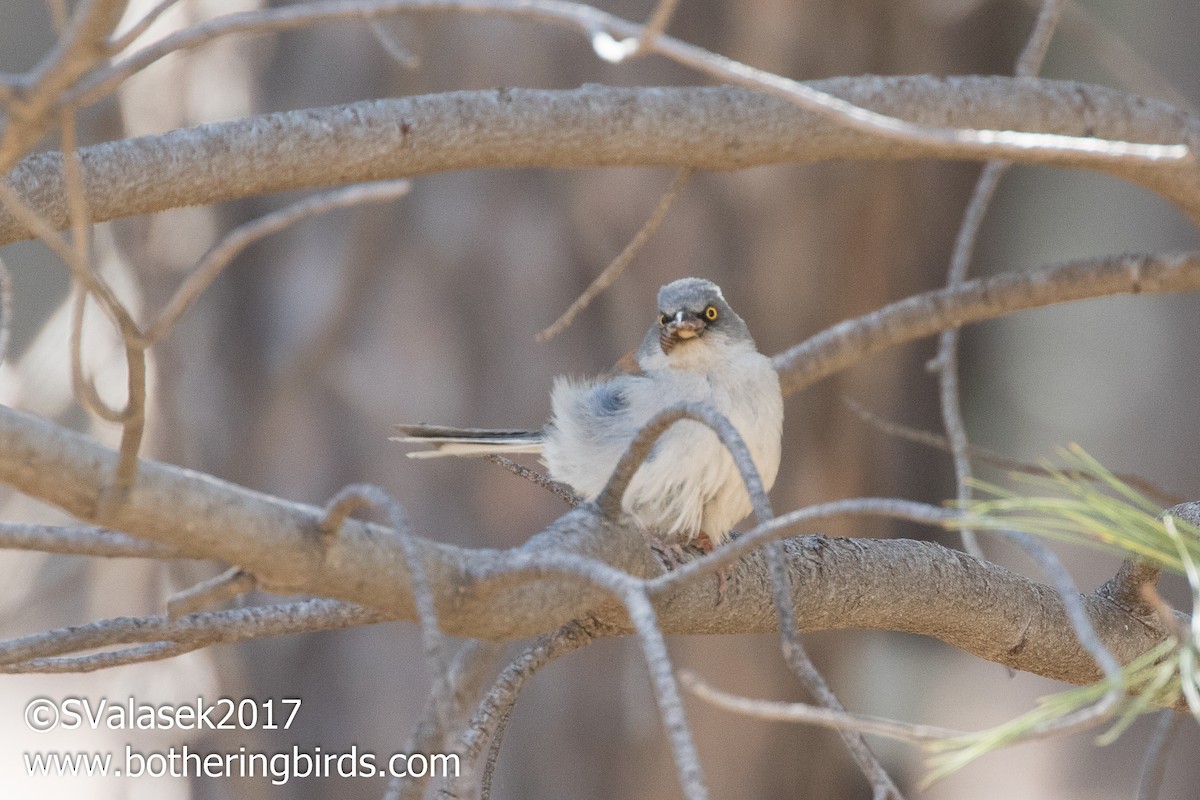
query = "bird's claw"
(648, 531, 730, 605)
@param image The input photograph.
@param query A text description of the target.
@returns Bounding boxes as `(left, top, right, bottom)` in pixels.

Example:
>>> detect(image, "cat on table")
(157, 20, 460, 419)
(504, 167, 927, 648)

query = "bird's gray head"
(641, 277, 754, 359)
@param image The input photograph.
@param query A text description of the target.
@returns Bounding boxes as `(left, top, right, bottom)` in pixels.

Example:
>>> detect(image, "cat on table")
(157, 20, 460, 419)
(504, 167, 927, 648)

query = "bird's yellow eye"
(658, 313, 669, 327)
(704, 305, 718, 321)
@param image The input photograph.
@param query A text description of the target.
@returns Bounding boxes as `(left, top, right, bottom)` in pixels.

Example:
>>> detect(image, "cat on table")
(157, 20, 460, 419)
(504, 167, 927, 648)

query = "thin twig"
(1002, 531, 1124, 739)
(0, 255, 11, 365)
(1, 119, 145, 434)
(1014, 0, 1065, 78)
(592, 0, 682, 61)
(319, 484, 451, 731)
(932, 0, 1064, 561)
(389, 639, 503, 800)
(108, 0, 187, 54)
(647, 497, 957, 596)
(368, 17, 421, 67)
(623, 586, 707, 799)
(139, 181, 411, 345)
(0, 0, 130, 169)
(596, 400, 900, 795)
(842, 397, 1184, 507)
(1135, 710, 1181, 800)
(931, 159, 1005, 561)
(70, 287, 134, 423)
(681, 671, 963, 742)
(484, 454, 580, 507)
(759, 507, 902, 795)
(0, 180, 92, 284)
(167, 567, 256, 618)
(111, 341, 147, 491)
(537, 167, 692, 342)
(24, 106, 149, 491)
(464, 537, 711, 798)
(597, 401, 769, 523)
(0, 522, 184, 559)
(771, 591, 904, 799)
(449, 622, 595, 799)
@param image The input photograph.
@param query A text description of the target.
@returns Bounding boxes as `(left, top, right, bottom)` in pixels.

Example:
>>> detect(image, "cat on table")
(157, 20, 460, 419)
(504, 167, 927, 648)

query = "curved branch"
(773, 252, 1200, 396)
(0, 403, 1175, 686)
(2, 77, 1199, 246)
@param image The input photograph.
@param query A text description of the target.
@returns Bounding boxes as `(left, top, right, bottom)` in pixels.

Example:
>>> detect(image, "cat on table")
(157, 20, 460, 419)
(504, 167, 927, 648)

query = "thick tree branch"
(2, 77, 1199, 246)
(0, 403, 1174, 686)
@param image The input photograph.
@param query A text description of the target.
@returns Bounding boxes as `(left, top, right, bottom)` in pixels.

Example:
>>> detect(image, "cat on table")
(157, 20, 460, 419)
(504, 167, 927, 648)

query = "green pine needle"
(953, 444, 1200, 573)
(922, 445, 1200, 784)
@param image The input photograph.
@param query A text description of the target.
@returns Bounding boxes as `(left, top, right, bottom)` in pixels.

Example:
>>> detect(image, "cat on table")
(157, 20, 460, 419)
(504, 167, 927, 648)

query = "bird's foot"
(692, 531, 731, 605)
(648, 538, 690, 569)
(648, 532, 730, 604)
(693, 530, 717, 554)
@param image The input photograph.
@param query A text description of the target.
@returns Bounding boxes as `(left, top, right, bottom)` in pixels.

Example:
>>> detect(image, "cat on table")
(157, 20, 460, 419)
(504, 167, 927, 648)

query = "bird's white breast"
(543, 339, 783, 544)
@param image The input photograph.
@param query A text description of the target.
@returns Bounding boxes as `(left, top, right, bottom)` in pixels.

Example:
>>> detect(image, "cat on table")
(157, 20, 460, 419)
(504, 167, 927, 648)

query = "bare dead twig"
(680, 671, 963, 742)
(1002, 531, 1124, 739)
(319, 483, 454, 739)
(0, 0, 130, 169)
(596, 400, 900, 794)
(841, 397, 1184, 507)
(0, 255, 11, 365)
(4, 642, 193, 673)
(388, 639, 504, 800)
(932, 0, 1063, 562)
(927, 4, 1132, 724)
(108, 0, 188, 54)
(647, 497, 958, 596)
(167, 567, 256, 618)
(930, 158, 1006, 561)
(770, 588, 904, 799)
(591, 0, 681, 61)
(748, 497, 901, 794)
(537, 167, 692, 342)
(1135, 710, 1182, 800)
(484, 454, 581, 507)
(597, 402, 769, 523)
(368, 17, 421, 67)
(137, 180, 411, 346)
(1014, 0, 1065, 79)
(449, 622, 596, 799)
(69, 288, 133, 424)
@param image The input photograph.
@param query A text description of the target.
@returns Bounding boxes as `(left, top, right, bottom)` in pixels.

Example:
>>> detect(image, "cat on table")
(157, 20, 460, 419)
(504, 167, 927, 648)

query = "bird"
(394, 277, 783, 556)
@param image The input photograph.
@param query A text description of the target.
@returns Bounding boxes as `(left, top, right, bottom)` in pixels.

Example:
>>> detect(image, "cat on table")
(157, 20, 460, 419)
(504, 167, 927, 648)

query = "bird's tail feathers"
(392, 424, 544, 459)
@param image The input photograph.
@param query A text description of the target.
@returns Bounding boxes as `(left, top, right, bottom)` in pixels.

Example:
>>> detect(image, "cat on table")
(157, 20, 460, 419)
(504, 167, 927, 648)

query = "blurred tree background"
(1, 0, 1199, 798)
